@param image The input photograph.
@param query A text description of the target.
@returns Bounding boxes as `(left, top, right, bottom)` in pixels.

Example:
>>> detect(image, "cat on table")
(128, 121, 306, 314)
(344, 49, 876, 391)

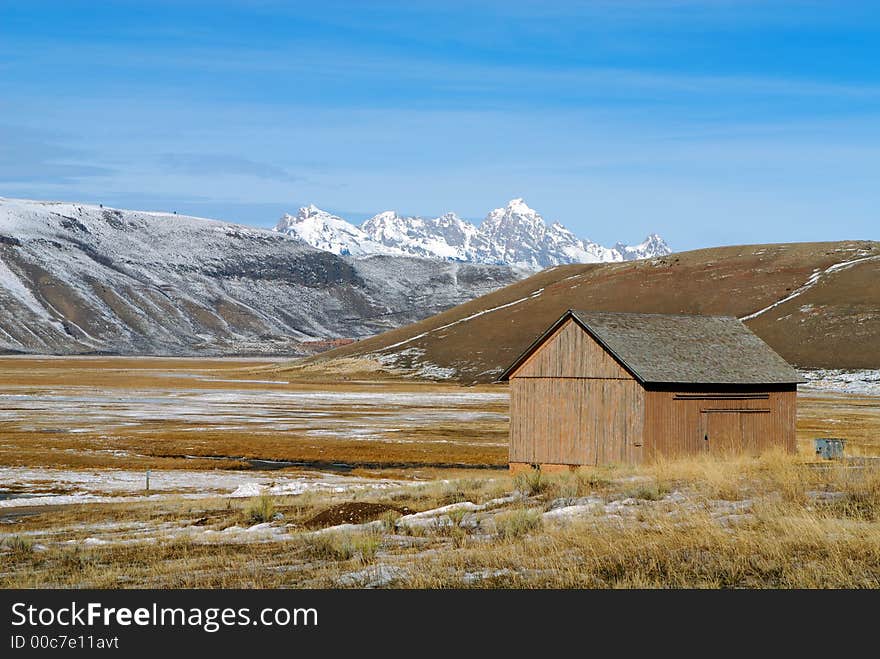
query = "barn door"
(702, 411, 745, 455)
(701, 410, 770, 455)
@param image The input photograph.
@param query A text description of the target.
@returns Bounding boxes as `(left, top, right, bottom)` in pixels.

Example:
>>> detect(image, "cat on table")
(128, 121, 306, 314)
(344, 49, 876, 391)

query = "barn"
(500, 310, 804, 470)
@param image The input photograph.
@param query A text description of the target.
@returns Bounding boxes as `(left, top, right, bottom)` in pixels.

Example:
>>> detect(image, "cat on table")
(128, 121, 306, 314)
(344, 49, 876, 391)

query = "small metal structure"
(814, 438, 846, 460)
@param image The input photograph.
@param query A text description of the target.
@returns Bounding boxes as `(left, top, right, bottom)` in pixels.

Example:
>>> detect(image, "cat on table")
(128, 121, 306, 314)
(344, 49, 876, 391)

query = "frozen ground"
(0, 466, 406, 508)
(0, 384, 508, 443)
(799, 369, 880, 397)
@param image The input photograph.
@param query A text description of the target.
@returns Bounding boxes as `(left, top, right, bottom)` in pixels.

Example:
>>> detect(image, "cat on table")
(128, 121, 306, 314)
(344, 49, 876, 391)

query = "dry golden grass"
(398, 504, 880, 588)
(797, 393, 880, 456)
(268, 356, 396, 381)
(0, 356, 278, 390)
(4, 454, 880, 588)
(0, 357, 508, 470)
(1, 357, 878, 471)
(2, 357, 880, 588)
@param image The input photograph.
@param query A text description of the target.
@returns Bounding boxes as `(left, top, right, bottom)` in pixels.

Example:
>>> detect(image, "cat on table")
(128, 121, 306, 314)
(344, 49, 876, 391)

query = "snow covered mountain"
(274, 198, 671, 269)
(275, 205, 404, 257)
(614, 233, 670, 261)
(0, 197, 521, 356)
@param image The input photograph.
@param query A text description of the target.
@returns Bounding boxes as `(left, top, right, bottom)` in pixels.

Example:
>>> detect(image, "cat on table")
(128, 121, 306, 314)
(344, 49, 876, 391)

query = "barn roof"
(500, 310, 805, 385)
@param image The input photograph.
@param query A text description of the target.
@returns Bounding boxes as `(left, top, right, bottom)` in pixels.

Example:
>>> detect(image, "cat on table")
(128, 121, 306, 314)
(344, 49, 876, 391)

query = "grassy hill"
(285, 241, 880, 383)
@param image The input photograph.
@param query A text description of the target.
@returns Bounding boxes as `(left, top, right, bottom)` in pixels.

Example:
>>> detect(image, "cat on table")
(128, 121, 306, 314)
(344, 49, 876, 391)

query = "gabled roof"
(499, 310, 805, 385)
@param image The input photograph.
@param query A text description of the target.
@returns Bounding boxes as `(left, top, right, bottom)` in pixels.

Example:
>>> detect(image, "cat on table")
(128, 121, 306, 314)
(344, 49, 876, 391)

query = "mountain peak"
(366, 210, 403, 224)
(278, 200, 672, 268)
(275, 205, 403, 257)
(492, 198, 540, 219)
(299, 203, 328, 217)
(484, 198, 545, 230)
(505, 197, 534, 214)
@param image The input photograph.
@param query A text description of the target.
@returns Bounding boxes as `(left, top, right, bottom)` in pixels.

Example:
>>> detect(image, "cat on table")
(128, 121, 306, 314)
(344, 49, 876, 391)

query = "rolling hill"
(294, 241, 880, 383)
(0, 197, 520, 356)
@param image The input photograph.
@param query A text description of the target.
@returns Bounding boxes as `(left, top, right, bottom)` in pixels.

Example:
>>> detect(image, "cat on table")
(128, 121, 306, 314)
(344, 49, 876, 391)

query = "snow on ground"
(0, 385, 508, 436)
(376, 287, 545, 354)
(799, 370, 880, 397)
(740, 253, 880, 321)
(0, 467, 407, 508)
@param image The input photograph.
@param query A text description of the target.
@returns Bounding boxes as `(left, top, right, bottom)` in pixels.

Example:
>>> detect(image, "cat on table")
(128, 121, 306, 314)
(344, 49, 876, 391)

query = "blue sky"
(1, 1, 878, 251)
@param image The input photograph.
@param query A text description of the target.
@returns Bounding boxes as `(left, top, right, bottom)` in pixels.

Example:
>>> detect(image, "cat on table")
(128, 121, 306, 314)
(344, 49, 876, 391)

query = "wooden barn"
(500, 310, 804, 470)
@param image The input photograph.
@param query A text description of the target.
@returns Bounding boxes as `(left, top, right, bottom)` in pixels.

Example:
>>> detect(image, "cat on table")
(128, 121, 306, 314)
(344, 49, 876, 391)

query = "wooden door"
(701, 410, 770, 455)
(702, 411, 745, 455)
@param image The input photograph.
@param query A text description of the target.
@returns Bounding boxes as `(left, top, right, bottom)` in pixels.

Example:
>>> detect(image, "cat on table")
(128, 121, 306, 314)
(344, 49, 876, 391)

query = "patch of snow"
(740, 255, 880, 321)
(462, 568, 513, 584)
(336, 564, 408, 588)
(377, 286, 545, 353)
(799, 369, 880, 396)
(0, 466, 407, 508)
(66, 537, 110, 546)
(542, 502, 604, 521)
(308, 520, 385, 536)
(397, 501, 481, 522)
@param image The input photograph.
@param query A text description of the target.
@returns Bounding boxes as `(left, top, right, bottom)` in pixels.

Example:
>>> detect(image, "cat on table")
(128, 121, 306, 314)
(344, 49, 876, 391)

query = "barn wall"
(643, 388, 797, 458)
(513, 318, 631, 380)
(509, 377, 645, 466)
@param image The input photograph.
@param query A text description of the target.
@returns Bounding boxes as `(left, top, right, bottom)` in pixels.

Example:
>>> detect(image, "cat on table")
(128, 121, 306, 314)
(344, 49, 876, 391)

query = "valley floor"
(1, 357, 879, 588)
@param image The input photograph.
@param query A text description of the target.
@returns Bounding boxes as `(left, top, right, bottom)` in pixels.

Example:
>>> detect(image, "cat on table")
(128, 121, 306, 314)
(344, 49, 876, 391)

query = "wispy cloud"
(158, 153, 298, 182)
(0, 124, 114, 184)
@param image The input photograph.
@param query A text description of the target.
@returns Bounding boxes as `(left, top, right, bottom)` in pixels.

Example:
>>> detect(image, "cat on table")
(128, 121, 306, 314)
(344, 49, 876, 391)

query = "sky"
(1, 0, 878, 251)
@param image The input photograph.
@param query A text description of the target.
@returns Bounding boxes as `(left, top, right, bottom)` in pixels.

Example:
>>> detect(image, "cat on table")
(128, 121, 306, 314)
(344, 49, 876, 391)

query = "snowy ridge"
(0, 197, 522, 355)
(275, 205, 404, 257)
(275, 198, 671, 270)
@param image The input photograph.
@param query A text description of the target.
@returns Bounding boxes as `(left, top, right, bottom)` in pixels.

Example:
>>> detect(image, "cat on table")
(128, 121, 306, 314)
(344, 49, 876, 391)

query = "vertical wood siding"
(509, 319, 798, 466)
(643, 389, 797, 458)
(509, 377, 645, 465)
(513, 319, 631, 379)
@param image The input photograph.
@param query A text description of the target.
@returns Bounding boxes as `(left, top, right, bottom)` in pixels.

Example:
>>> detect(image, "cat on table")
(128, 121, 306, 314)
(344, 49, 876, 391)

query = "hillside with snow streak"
(0, 197, 521, 355)
(296, 241, 880, 383)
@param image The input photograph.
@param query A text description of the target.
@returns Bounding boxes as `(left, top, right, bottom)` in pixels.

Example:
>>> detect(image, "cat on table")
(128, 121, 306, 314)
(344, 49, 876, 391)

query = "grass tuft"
(515, 469, 549, 496)
(495, 508, 543, 540)
(3, 535, 34, 556)
(300, 531, 382, 564)
(244, 494, 276, 524)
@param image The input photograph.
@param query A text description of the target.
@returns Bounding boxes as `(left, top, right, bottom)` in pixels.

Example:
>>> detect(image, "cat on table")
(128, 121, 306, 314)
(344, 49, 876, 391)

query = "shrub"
(545, 470, 611, 498)
(495, 508, 543, 540)
(433, 509, 471, 547)
(244, 494, 276, 524)
(626, 481, 670, 501)
(515, 469, 549, 496)
(301, 531, 381, 564)
(379, 510, 401, 533)
(440, 482, 468, 505)
(4, 535, 33, 556)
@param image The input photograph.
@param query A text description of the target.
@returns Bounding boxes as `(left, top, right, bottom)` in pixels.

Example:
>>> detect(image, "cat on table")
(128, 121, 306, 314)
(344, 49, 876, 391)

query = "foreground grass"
(3, 452, 880, 588)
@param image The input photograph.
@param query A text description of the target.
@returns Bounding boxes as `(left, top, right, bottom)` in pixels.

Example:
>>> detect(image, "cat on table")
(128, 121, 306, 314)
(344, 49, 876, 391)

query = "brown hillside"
(290, 241, 880, 383)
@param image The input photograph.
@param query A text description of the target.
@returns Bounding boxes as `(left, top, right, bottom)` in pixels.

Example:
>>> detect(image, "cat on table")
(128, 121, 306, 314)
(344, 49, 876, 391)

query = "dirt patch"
(305, 502, 412, 527)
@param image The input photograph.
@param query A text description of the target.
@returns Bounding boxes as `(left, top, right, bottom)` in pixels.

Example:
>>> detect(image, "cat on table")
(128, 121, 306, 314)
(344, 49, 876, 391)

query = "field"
(2, 357, 880, 588)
